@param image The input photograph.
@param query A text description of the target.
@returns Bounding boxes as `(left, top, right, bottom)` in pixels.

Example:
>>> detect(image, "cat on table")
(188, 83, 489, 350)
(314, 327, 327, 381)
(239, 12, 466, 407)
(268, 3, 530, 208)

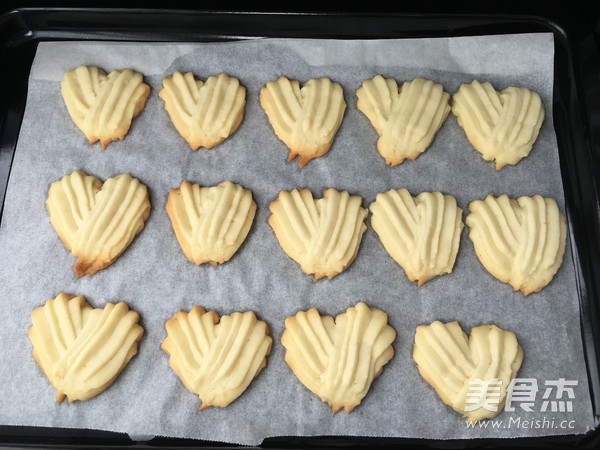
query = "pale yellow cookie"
(166, 180, 256, 266)
(28, 292, 144, 403)
(61, 65, 150, 149)
(413, 321, 523, 424)
(260, 76, 346, 168)
(159, 72, 246, 150)
(452, 80, 544, 169)
(370, 189, 463, 285)
(162, 306, 272, 410)
(466, 194, 566, 295)
(282, 301, 396, 413)
(357, 76, 450, 165)
(269, 188, 368, 280)
(46, 170, 151, 277)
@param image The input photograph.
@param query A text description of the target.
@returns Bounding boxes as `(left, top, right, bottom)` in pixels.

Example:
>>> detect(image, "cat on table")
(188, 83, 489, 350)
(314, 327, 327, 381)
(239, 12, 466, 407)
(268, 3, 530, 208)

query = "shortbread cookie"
(162, 306, 272, 410)
(46, 170, 151, 277)
(413, 321, 523, 423)
(452, 80, 544, 169)
(269, 188, 368, 280)
(166, 180, 256, 265)
(260, 76, 346, 168)
(282, 301, 396, 413)
(466, 194, 566, 295)
(28, 293, 144, 403)
(159, 72, 246, 150)
(357, 76, 450, 165)
(61, 65, 150, 149)
(370, 189, 463, 285)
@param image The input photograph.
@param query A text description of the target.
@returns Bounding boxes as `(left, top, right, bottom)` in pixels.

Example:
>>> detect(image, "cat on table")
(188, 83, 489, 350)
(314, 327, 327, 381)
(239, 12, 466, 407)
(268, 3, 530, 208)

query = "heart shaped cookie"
(452, 80, 544, 170)
(166, 180, 256, 265)
(269, 188, 368, 280)
(466, 194, 566, 295)
(46, 170, 151, 277)
(413, 321, 523, 423)
(61, 65, 150, 149)
(28, 293, 144, 403)
(282, 302, 396, 413)
(370, 189, 463, 285)
(260, 76, 346, 168)
(159, 72, 246, 150)
(357, 76, 450, 166)
(162, 306, 272, 410)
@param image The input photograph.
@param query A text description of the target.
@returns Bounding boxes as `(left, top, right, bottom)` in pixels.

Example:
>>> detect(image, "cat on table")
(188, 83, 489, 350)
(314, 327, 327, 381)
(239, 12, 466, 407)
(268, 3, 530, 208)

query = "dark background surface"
(1, 2, 600, 449)
(0, 0, 599, 34)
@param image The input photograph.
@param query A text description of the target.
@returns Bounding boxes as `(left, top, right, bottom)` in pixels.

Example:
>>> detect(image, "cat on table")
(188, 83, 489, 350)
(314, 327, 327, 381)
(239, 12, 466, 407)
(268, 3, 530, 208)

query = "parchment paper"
(0, 34, 595, 445)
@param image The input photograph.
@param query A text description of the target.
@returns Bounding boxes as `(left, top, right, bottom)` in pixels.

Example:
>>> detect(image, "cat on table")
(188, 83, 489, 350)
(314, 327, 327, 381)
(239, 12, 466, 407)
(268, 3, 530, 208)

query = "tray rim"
(1, 7, 599, 449)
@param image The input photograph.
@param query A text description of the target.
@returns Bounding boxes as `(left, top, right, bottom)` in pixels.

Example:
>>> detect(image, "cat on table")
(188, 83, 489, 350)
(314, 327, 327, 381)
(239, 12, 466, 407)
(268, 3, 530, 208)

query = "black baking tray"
(1, 6, 600, 449)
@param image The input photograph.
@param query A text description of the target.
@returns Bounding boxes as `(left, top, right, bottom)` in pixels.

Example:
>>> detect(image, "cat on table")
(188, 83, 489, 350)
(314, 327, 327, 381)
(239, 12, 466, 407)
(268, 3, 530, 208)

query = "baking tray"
(0, 7, 599, 449)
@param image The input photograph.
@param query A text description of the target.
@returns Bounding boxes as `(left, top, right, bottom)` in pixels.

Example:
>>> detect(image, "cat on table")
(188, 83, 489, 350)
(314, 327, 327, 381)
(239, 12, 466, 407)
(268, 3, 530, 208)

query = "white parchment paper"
(0, 34, 595, 445)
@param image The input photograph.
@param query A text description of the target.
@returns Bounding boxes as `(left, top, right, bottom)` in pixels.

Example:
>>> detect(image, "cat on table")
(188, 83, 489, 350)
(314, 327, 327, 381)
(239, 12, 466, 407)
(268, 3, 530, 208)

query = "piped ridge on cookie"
(166, 180, 256, 266)
(370, 189, 463, 285)
(357, 76, 450, 165)
(466, 194, 566, 295)
(282, 301, 396, 413)
(46, 170, 151, 277)
(413, 321, 523, 423)
(61, 65, 150, 149)
(28, 292, 144, 403)
(260, 76, 346, 168)
(162, 306, 272, 410)
(452, 80, 544, 169)
(159, 72, 246, 150)
(269, 188, 368, 280)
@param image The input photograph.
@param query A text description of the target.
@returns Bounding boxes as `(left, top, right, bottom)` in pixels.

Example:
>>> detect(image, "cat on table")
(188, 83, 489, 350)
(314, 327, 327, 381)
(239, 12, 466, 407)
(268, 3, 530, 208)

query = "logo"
(464, 378, 579, 430)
